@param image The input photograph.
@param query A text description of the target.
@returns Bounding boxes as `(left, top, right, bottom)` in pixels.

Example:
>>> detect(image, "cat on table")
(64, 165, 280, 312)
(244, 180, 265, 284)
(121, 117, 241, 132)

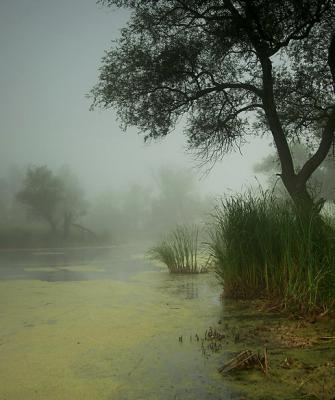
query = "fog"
(0, 0, 271, 245)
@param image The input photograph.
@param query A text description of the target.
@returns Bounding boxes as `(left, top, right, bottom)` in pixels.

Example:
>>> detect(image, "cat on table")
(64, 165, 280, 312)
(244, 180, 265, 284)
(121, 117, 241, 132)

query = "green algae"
(0, 270, 227, 400)
(24, 266, 56, 272)
(24, 265, 106, 273)
(0, 249, 334, 400)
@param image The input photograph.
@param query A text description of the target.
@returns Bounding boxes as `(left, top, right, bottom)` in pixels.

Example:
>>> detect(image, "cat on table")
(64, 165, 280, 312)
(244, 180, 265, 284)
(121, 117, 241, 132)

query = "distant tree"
(92, 0, 335, 216)
(0, 178, 10, 223)
(121, 184, 152, 234)
(56, 166, 87, 239)
(0, 166, 26, 224)
(16, 166, 63, 234)
(86, 184, 151, 241)
(86, 190, 125, 241)
(16, 165, 87, 238)
(149, 167, 205, 233)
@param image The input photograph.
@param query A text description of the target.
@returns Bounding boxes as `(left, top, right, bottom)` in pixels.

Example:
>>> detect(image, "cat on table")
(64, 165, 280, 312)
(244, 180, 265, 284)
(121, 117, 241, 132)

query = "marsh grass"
(148, 224, 209, 273)
(209, 192, 335, 313)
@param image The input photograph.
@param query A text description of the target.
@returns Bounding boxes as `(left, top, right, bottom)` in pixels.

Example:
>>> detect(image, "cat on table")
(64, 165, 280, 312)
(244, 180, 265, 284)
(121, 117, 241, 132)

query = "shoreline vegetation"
(3, 190, 335, 315)
(148, 224, 209, 274)
(209, 192, 335, 315)
(149, 191, 335, 315)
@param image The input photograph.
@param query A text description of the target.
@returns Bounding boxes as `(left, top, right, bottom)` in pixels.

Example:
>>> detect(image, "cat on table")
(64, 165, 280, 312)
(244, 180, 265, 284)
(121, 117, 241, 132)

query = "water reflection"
(169, 280, 199, 299)
(156, 274, 220, 305)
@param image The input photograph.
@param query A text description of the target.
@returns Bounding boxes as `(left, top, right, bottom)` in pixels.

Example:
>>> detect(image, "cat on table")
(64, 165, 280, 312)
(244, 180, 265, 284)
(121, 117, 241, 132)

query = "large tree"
(92, 0, 335, 214)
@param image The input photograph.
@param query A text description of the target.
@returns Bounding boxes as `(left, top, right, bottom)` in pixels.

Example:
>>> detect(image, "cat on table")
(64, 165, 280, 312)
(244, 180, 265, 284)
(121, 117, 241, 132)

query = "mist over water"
(3, 2, 335, 400)
(0, 0, 274, 253)
(0, 0, 269, 206)
(0, 4, 267, 398)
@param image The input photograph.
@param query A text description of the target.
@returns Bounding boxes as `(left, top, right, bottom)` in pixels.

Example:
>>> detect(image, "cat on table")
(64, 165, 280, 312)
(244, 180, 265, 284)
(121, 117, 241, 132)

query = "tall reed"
(148, 224, 208, 273)
(209, 191, 335, 312)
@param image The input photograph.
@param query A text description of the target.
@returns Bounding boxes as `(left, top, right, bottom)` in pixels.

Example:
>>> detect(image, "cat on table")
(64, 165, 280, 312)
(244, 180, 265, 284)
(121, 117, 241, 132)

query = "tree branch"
(141, 81, 263, 102)
(222, 103, 264, 124)
(298, 107, 335, 184)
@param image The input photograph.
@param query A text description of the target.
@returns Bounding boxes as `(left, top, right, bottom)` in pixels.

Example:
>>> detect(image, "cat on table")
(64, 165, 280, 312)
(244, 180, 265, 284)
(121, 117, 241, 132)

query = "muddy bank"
(196, 300, 335, 399)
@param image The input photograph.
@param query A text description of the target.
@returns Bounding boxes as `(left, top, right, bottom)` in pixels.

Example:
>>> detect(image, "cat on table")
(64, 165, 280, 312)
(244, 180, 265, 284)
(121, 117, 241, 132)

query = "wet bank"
(205, 300, 335, 399)
(0, 245, 334, 399)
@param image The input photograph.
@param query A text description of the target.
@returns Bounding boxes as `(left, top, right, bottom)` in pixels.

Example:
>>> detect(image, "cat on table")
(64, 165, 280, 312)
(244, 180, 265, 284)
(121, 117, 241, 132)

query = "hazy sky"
(0, 0, 272, 197)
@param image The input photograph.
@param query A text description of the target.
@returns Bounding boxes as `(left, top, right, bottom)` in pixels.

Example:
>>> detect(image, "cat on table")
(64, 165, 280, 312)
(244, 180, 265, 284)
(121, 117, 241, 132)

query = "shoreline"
(201, 299, 335, 399)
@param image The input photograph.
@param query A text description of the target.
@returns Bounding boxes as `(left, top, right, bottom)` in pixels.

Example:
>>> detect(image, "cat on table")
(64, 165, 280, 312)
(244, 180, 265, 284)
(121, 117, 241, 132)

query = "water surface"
(0, 245, 233, 400)
(2, 245, 334, 399)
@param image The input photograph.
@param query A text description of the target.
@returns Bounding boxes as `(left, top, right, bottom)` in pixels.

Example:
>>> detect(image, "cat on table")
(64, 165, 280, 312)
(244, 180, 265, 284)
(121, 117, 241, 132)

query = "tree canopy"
(16, 166, 63, 233)
(16, 165, 86, 236)
(92, 0, 335, 213)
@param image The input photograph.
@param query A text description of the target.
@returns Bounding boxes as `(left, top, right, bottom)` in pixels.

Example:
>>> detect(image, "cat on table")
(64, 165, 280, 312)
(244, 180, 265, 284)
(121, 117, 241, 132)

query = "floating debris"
(218, 349, 269, 375)
(205, 327, 225, 340)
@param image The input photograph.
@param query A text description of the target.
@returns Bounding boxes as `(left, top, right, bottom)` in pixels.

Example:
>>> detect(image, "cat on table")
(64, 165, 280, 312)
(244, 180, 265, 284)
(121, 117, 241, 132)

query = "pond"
(1, 245, 334, 400)
(0, 244, 234, 400)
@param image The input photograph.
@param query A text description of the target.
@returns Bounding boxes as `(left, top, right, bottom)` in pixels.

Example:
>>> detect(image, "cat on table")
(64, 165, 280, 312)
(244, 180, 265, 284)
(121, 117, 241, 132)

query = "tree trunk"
(63, 212, 72, 240)
(258, 34, 335, 217)
(281, 175, 316, 217)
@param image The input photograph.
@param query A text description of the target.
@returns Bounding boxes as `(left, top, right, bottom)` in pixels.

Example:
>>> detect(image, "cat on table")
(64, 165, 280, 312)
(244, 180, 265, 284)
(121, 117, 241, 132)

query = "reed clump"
(148, 224, 208, 273)
(209, 192, 335, 313)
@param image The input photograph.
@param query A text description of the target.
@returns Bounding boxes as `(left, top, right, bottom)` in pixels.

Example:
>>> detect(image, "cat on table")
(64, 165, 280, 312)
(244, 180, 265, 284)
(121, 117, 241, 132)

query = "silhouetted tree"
(17, 165, 87, 238)
(17, 166, 63, 234)
(92, 0, 335, 215)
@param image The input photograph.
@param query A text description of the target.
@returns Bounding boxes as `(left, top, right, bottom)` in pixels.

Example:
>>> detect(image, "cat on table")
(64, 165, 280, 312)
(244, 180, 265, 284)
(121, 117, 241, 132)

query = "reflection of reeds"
(209, 191, 335, 312)
(148, 225, 208, 273)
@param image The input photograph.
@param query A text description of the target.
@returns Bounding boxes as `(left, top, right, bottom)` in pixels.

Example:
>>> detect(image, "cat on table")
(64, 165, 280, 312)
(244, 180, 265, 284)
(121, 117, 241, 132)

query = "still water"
(0, 245, 233, 400)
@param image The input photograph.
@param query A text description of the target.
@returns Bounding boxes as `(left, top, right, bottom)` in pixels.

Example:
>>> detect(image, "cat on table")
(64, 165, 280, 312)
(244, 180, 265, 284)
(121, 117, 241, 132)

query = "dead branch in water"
(218, 349, 268, 375)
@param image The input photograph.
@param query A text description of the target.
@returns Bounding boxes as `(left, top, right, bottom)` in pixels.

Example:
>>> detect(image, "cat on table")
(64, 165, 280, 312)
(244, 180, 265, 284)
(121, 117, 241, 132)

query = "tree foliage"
(16, 165, 86, 236)
(16, 166, 63, 233)
(92, 0, 335, 213)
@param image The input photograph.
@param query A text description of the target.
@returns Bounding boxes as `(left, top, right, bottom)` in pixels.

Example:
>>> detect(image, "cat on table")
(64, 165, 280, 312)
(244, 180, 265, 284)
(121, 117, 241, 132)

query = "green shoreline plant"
(209, 191, 335, 313)
(148, 224, 208, 274)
